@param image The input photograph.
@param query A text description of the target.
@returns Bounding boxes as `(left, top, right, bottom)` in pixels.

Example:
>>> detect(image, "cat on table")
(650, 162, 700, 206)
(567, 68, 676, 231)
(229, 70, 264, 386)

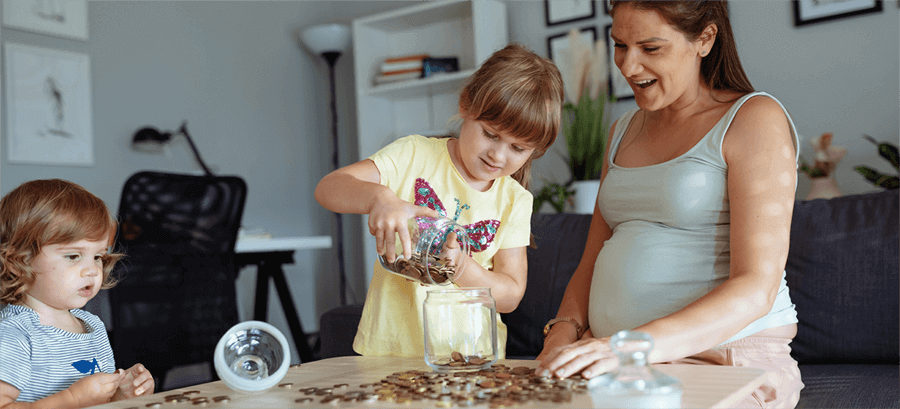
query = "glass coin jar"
(423, 287, 498, 372)
(588, 330, 683, 408)
(377, 216, 471, 286)
(214, 320, 291, 393)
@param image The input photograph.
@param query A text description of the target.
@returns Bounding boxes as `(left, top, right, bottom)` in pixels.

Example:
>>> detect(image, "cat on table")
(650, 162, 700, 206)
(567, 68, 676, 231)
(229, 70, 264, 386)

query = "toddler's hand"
(113, 364, 155, 401)
(67, 371, 124, 407)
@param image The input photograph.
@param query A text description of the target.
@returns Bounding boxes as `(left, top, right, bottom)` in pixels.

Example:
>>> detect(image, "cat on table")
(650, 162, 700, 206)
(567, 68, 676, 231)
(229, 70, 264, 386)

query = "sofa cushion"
(502, 213, 592, 359)
(796, 364, 899, 408)
(786, 190, 899, 364)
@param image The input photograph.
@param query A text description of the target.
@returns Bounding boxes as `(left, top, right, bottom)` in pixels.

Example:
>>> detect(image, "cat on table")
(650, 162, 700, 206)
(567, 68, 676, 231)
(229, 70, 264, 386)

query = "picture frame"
(5, 43, 94, 166)
(604, 24, 633, 100)
(2, 0, 89, 41)
(544, 0, 596, 27)
(547, 26, 597, 64)
(793, 0, 883, 27)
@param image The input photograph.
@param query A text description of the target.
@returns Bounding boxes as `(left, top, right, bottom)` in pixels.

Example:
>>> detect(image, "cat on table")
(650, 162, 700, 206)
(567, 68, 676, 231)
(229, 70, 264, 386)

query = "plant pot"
(570, 180, 600, 214)
(806, 177, 841, 200)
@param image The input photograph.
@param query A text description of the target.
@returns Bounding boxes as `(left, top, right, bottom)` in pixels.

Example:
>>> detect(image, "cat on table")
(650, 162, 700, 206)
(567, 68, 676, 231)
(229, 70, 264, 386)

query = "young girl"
(0, 179, 155, 408)
(315, 44, 564, 357)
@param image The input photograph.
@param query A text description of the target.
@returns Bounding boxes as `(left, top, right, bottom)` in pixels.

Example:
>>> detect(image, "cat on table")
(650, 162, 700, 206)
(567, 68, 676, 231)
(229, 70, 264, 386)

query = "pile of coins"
(430, 351, 489, 371)
(130, 390, 231, 408)
(386, 253, 456, 284)
(292, 363, 588, 407)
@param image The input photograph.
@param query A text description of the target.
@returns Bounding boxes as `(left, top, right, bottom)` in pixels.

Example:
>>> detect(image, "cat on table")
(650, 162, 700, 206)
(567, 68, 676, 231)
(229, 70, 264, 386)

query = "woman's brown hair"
(610, 0, 754, 95)
(0, 179, 123, 304)
(457, 44, 565, 190)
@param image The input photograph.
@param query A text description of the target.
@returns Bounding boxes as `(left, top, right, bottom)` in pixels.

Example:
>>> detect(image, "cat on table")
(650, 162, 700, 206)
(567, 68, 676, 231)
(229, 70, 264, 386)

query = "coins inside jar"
(377, 216, 471, 285)
(384, 253, 457, 284)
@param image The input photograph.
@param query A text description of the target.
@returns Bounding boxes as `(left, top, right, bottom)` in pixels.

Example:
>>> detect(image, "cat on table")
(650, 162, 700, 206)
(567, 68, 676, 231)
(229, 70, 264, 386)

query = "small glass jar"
(378, 216, 470, 286)
(588, 330, 683, 408)
(423, 288, 498, 372)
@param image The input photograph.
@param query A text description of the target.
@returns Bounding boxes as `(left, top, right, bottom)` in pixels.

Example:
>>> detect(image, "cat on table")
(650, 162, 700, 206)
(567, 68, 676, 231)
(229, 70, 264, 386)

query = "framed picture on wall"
(544, 0, 595, 27)
(2, 0, 88, 41)
(547, 26, 597, 64)
(5, 43, 94, 166)
(604, 24, 633, 100)
(793, 0, 883, 27)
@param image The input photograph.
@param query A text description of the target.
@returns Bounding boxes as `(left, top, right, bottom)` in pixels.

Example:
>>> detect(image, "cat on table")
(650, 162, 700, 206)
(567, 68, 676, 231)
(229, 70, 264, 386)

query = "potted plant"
(558, 28, 614, 213)
(533, 29, 614, 214)
(854, 135, 899, 189)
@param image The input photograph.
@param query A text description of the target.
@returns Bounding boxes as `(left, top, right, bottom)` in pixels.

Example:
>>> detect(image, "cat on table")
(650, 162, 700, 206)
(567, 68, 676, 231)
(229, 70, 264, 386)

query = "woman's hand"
(368, 196, 439, 262)
(112, 364, 155, 401)
(535, 335, 617, 380)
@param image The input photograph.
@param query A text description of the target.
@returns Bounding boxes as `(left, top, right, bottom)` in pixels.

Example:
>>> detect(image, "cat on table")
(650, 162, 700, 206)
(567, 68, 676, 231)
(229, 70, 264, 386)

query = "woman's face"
(611, 5, 705, 112)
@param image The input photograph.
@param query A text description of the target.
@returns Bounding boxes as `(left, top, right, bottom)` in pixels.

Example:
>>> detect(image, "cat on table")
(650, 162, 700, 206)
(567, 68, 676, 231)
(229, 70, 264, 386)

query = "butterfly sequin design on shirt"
(413, 178, 500, 253)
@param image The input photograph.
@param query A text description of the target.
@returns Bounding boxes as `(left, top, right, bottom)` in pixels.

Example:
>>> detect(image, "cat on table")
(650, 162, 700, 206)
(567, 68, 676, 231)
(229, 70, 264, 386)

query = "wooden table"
(91, 356, 767, 408)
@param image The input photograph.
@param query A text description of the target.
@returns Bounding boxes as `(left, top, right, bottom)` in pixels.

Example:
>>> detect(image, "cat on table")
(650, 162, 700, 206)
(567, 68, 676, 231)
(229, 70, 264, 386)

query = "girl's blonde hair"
(0, 179, 123, 304)
(458, 44, 565, 190)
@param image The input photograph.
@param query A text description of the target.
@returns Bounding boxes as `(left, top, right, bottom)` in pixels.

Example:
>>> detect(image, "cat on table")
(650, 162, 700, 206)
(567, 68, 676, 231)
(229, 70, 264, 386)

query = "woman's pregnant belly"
(588, 220, 730, 337)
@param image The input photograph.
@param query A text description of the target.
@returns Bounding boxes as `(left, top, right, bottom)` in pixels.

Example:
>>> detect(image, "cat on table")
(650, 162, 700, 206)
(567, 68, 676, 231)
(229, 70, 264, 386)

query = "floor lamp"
(299, 23, 351, 306)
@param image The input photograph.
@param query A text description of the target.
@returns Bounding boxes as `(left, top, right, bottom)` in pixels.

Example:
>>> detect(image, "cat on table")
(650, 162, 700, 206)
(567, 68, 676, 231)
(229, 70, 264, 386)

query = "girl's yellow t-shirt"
(353, 135, 533, 357)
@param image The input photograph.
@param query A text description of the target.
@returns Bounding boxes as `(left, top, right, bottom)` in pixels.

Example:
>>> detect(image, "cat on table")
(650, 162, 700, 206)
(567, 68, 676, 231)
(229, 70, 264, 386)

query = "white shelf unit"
(352, 0, 508, 287)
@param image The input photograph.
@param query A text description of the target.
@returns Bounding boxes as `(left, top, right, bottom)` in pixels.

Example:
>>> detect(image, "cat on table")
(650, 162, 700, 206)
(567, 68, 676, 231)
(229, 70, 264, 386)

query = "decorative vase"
(806, 177, 842, 200)
(570, 180, 601, 214)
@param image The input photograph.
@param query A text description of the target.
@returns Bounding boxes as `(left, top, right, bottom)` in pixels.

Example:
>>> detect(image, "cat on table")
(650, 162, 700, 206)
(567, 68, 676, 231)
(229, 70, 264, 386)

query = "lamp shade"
(299, 24, 351, 55)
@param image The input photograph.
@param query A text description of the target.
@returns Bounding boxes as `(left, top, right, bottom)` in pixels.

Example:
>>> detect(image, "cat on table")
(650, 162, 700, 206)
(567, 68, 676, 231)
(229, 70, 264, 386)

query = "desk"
(234, 236, 332, 364)
(92, 356, 767, 408)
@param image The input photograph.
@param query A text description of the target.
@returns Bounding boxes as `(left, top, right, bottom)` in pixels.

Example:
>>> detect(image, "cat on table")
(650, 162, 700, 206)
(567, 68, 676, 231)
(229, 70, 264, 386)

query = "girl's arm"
(537, 97, 797, 379)
(314, 159, 438, 261)
(1, 372, 124, 409)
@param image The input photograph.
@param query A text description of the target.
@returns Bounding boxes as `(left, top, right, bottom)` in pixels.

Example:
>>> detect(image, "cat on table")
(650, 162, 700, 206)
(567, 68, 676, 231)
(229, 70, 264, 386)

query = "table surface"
(235, 235, 332, 253)
(91, 356, 767, 409)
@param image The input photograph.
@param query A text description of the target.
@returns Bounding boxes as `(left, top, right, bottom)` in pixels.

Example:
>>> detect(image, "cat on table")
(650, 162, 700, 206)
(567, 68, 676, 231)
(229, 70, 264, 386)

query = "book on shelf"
(374, 69, 422, 85)
(380, 53, 429, 74)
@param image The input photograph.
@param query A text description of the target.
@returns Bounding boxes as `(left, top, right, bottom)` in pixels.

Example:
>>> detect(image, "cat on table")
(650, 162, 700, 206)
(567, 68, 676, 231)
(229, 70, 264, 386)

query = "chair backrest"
(109, 171, 247, 386)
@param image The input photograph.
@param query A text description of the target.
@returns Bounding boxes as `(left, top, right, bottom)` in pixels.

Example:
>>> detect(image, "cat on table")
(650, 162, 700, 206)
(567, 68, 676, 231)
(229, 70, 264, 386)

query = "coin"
(211, 396, 231, 403)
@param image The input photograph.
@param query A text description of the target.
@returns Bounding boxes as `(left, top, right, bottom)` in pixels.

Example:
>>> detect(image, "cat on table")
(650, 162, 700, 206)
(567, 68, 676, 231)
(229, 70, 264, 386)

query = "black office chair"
(108, 171, 247, 390)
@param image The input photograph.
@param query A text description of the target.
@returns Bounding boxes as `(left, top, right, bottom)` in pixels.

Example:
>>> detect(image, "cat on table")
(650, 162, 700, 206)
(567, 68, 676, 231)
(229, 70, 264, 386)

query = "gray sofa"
(319, 190, 899, 408)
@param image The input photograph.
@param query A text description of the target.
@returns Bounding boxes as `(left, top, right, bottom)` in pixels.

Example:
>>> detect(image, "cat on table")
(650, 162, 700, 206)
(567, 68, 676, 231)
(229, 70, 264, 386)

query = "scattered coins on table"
(293, 363, 588, 407)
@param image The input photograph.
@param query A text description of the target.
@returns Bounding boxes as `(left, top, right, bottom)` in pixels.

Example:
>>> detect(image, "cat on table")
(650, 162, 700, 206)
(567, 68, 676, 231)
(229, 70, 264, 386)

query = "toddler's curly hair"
(0, 179, 123, 304)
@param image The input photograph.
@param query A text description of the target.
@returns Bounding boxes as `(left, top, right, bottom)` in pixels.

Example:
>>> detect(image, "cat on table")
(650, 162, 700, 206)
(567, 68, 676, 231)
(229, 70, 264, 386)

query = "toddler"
(0, 179, 154, 408)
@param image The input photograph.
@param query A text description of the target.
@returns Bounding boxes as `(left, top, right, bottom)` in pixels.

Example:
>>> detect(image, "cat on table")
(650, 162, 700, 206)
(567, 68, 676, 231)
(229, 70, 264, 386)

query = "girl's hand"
(535, 335, 617, 380)
(112, 364, 155, 401)
(67, 371, 124, 407)
(368, 197, 439, 262)
(439, 231, 466, 274)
